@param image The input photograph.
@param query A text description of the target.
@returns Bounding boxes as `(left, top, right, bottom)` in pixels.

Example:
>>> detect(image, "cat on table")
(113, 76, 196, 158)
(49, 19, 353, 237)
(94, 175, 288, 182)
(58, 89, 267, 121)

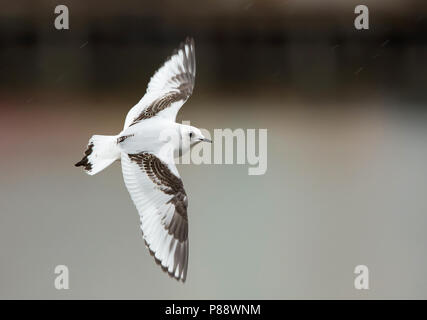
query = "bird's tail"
(75, 135, 120, 175)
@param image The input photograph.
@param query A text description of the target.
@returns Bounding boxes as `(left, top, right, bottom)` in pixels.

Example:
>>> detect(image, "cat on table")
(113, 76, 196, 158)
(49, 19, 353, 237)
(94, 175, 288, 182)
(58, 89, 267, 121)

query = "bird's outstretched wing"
(124, 37, 196, 128)
(121, 151, 189, 282)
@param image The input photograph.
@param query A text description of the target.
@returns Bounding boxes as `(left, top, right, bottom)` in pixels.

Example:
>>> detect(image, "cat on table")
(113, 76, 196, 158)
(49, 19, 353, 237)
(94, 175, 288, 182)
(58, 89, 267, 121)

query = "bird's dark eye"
(189, 132, 193, 138)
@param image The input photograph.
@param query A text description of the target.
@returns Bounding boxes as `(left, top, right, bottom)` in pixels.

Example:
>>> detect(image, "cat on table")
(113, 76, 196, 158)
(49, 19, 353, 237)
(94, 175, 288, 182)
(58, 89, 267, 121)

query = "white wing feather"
(124, 38, 196, 128)
(121, 152, 189, 282)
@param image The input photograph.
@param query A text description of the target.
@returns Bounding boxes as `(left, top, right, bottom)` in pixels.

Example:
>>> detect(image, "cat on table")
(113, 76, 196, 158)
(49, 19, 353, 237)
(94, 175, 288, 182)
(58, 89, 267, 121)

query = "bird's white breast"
(118, 117, 181, 156)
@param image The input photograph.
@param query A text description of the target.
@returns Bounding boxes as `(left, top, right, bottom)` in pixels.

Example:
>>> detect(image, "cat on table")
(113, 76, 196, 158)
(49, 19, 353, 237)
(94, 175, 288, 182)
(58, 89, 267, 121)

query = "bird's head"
(182, 125, 212, 146)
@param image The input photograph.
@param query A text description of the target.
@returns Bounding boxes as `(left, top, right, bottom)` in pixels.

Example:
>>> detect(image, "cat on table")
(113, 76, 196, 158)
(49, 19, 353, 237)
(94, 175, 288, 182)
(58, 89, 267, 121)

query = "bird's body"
(120, 118, 178, 154)
(75, 38, 210, 282)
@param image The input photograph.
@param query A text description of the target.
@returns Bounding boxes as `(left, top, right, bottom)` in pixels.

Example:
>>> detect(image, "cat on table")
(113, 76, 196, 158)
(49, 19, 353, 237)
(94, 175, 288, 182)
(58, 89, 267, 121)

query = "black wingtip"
(75, 160, 84, 167)
(143, 237, 187, 283)
(75, 142, 94, 171)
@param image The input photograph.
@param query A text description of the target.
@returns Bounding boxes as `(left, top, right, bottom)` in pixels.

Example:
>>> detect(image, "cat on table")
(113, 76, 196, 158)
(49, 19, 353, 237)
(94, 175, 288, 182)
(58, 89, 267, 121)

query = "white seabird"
(75, 37, 210, 282)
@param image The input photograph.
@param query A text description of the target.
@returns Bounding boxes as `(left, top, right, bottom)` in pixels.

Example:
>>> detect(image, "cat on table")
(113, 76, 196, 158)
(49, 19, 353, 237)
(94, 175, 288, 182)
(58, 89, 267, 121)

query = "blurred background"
(1, 0, 427, 299)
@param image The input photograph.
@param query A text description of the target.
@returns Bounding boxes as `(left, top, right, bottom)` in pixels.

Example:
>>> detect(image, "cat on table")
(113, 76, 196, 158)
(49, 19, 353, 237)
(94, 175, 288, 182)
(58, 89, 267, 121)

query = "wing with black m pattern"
(121, 152, 189, 282)
(124, 37, 196, 128)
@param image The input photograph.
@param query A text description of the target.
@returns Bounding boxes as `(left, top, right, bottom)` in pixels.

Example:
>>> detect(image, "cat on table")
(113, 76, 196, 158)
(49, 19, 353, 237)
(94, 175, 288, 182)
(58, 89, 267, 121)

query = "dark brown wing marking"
(129, 88, 188, 126)
(117, 134, 134, 144)
(128, 153, 188, 242)
(74, 142, 94, 171)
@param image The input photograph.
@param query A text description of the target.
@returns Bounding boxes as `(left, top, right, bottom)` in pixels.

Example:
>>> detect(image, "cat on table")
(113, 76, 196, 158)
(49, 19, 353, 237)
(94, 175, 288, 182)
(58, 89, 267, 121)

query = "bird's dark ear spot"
(189, 132, 193, 138)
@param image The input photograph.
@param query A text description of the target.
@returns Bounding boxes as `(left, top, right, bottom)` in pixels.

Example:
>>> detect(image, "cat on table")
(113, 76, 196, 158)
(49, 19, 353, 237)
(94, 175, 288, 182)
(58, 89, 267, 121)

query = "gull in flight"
(75, 38, 211, 282)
